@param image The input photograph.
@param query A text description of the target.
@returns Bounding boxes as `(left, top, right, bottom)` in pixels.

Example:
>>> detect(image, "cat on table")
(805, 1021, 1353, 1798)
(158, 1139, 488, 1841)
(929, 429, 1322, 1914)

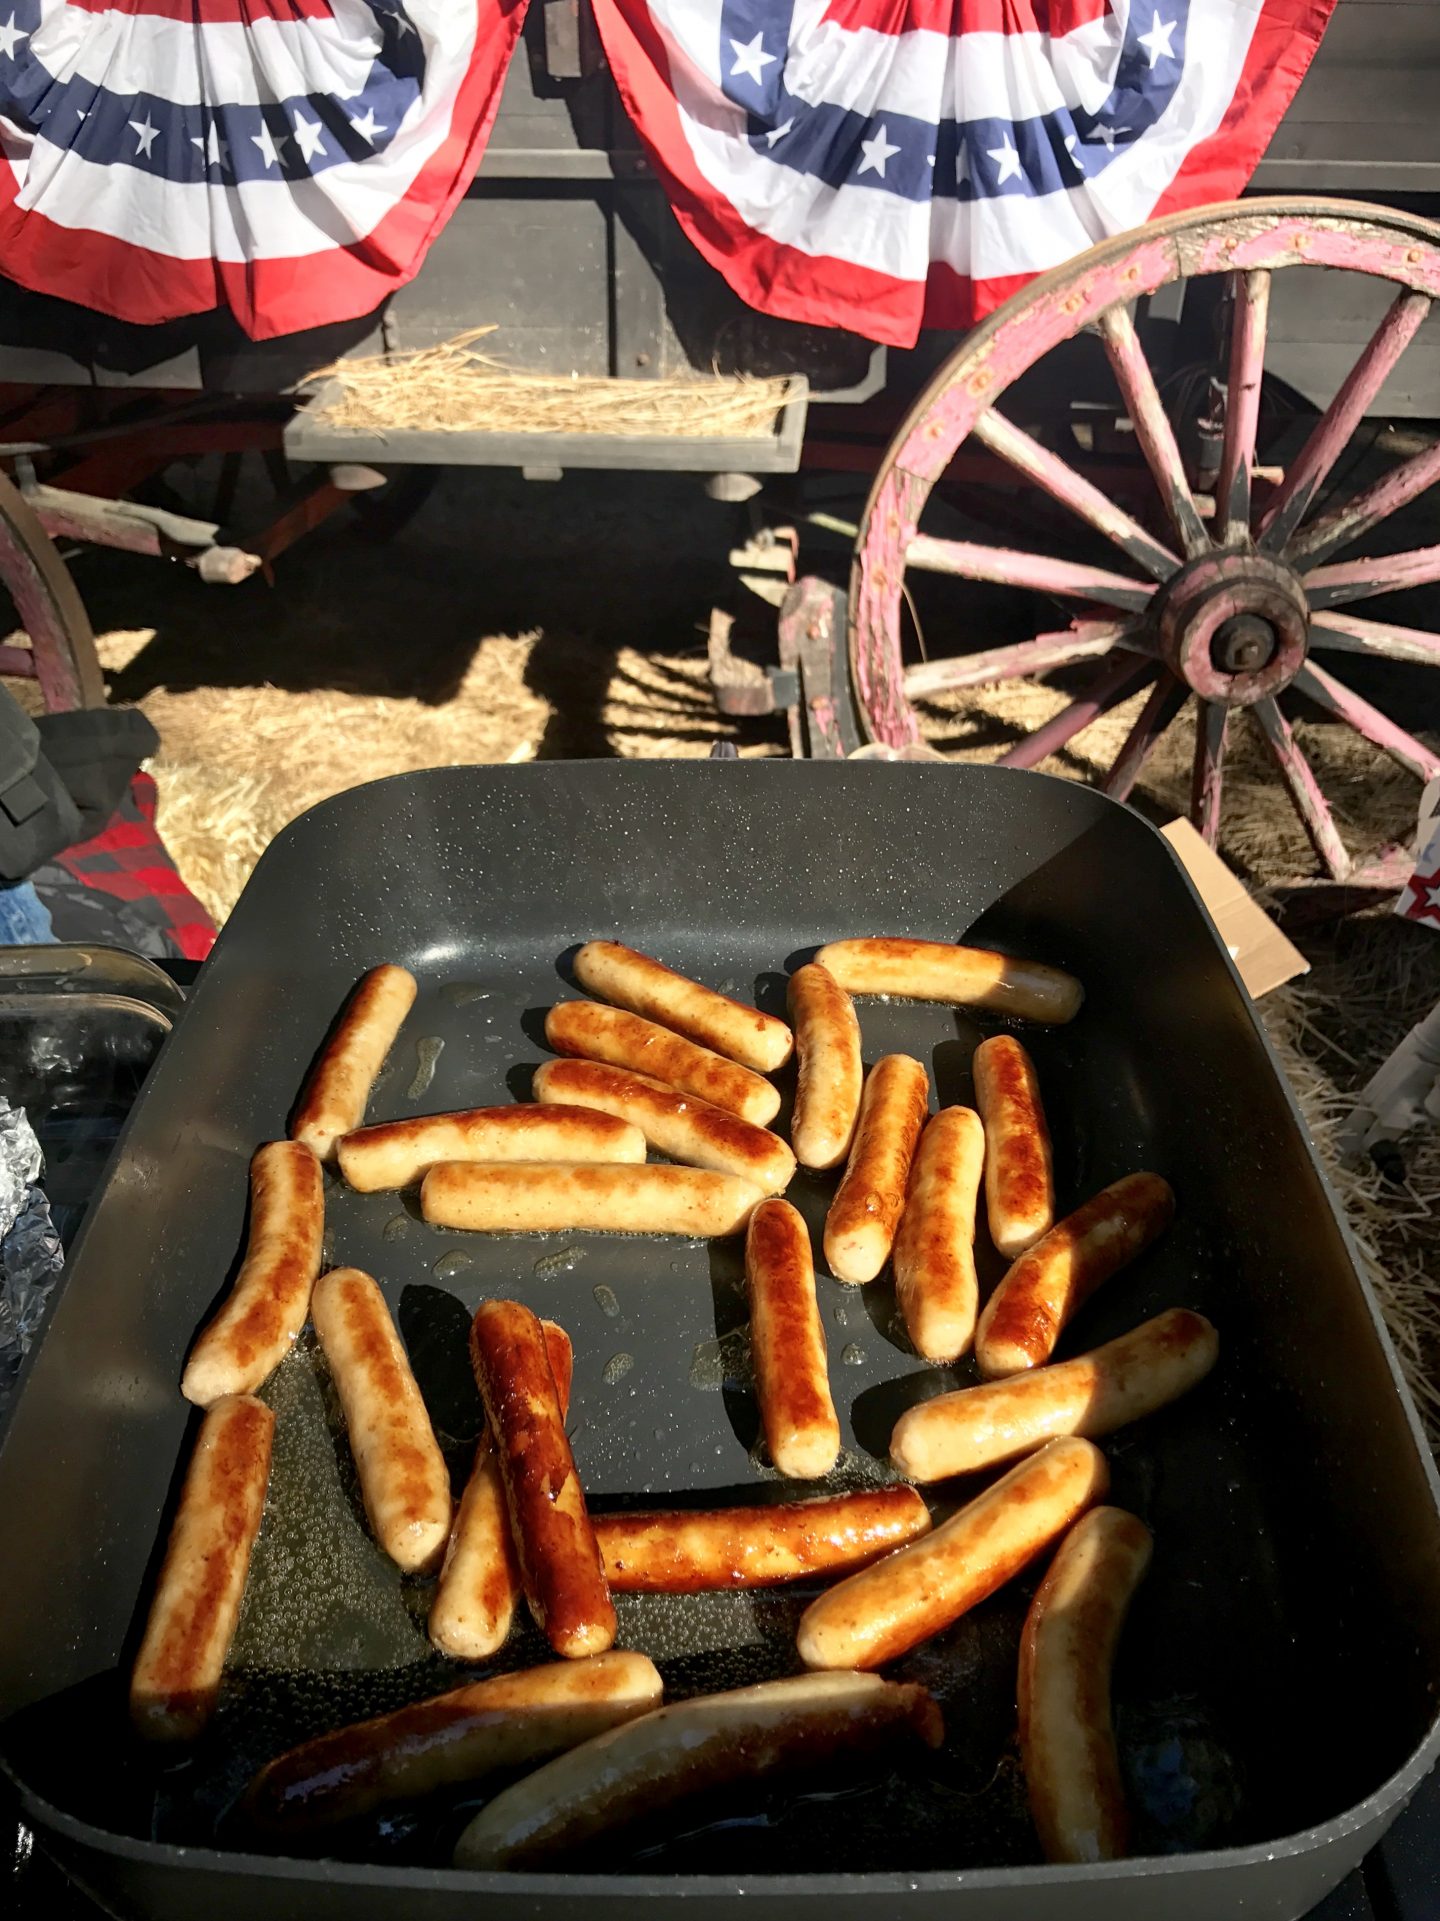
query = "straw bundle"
(306, 329, 798, 440)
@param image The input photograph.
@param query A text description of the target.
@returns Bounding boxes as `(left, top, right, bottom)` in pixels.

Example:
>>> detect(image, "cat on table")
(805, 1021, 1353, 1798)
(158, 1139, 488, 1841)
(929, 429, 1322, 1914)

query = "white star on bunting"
(251, 123, 289, 169)
(1138, 11, 1177, 68)
(129, 116, 159, 159)
(764, 118, 794, 148)
(388, 8, 416, 34)
(292, 114, 327, 163)
(857, 125, 900, 179)
(988, 136, 1022, 184)
(0, 14, 28, 61)
(729, 32, 776, 84)
(1096, 122, 1130, 152)
(191, 124, 229, 170)
(956, 140, 970, 186)
(350, 106, 386, 144)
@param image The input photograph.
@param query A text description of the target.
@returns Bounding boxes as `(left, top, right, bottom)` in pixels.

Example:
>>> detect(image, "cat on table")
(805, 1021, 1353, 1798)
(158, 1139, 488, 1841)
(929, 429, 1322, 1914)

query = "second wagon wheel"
(850, 198, 1440, 885)
(0, 470, 106, 712)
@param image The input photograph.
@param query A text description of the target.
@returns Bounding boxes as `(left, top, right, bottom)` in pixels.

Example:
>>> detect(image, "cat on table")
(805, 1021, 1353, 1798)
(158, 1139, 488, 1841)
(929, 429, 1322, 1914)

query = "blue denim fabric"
(0, 882, 54, 945)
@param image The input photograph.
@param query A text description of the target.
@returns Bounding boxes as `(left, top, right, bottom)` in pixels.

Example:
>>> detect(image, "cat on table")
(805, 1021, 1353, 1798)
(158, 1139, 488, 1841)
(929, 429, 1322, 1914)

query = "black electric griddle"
(1, 760, 1439, 1921)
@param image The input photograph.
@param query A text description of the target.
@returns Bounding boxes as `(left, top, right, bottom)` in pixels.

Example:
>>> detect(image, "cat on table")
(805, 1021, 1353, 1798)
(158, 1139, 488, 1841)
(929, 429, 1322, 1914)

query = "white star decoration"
(129, 116, 159, 159)
(764, 117, 794, 148)
(956, 140, 970, 186)
(292, 113, 327, 163)
(0, 14, 28, 61)
(350, 106, 386, 144)
(251, 122, 289, 169)
(1138, 11, 1178, 68)
(1096, 122, 1130, 152)
(987, 135, 1022, 184)
(729, 32, 776, 85)
(857, 124, 900, 180)
(191, 124, 229, 171)
(388, 9, 416, 34)
(1064, 132, 1084, 173)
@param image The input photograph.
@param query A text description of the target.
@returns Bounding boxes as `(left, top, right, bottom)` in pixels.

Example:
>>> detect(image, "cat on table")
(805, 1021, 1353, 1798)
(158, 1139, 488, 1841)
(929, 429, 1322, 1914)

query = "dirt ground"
(8, 462, 1440, 1427)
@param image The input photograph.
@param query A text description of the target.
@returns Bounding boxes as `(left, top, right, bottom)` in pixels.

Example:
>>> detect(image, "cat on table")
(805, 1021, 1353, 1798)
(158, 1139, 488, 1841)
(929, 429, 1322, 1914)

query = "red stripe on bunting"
(0, 0, 526, 338)
(61, 1, 337, 19)
(818, 0, 1112, 36)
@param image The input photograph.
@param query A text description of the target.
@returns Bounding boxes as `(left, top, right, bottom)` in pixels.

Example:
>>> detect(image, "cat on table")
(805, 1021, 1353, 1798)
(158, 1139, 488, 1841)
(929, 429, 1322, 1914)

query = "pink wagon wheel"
(850, 197, 1440, 884)
(0, 468, 105, 711)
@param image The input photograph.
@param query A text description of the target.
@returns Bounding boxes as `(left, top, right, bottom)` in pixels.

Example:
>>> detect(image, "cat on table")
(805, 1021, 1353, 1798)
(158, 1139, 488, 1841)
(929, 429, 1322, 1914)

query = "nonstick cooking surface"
(3, 762, 1440, 1907)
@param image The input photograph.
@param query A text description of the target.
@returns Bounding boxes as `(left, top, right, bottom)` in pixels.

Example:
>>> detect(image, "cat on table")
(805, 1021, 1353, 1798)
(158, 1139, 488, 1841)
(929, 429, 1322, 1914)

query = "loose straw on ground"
(306, 328, 798, 440)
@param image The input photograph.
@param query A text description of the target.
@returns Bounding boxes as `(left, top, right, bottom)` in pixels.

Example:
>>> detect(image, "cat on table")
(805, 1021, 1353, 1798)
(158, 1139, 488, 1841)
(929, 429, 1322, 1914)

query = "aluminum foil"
(0, 1098, 64, 1409)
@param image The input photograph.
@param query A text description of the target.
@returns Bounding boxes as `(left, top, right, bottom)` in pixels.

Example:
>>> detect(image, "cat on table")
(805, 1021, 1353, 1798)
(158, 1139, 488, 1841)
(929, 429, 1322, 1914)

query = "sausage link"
(973, 1036, 1054, 1259)
(245, 1652, 663, 1835)
(130, 1394, 274, 1742)
(892, 1106, 985, 1363)
(814, 938, 1082, 1024)
(429, 1321, 574, 1661)
(787, 963, 862, 1172)
(573, 940, 793, 1073)
(311, 1268, 452, 1574)
(1019, 1506, 1153, 1864)
(746, 1198, 839, 1478)
(823, 1054, 930, 1284)
(534, 1058, 795, 1195)
(890, 1308, 1219, 1480)
(453, 1672, 942, 1869)
(181, 1141, 323, 1405)
(337, 1105, 644, 1191)
(974, 1172, 1175, 1379)
(545, 1001, 779, 1126)
(796, 1437, 1109, 1671)
(292, 963, 417, 1162)
(594, 1487, 931, 1591)
(470, 1299, 616, 1660)
(421, 1161, 762, 1237)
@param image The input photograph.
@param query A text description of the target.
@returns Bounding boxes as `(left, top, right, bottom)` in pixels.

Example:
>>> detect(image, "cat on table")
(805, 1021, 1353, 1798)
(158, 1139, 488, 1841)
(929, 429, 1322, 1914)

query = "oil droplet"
(668, 1261, 681, 1274)
(441, 983, 491, 1007)
(603, 1352, 634, 1385)
(652, 1426, 665, 1442)
(832, 1303, 849, 1326)
(533, 1244, 587, 1279)
(593, 1283, 620, 1318)
(433, 1250, 474, 1281)
(689, 1338, 723, 1391)
(406, 1036, 445, 1100)
(841, 1343, 866, 1366)
(382, 1213, 410, 1242)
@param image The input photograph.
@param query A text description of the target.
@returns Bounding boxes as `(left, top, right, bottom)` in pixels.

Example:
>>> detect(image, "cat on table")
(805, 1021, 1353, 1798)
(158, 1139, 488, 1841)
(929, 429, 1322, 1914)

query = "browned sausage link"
(420, 1161, 762, 1237)
(796, 1437, 1109, 1671)
(181, 1141, 324, 1406)
(454, 1672, 943, 1869)
(1019, 1507, 1153, 1864)
(337, 1104, 645, 1191)
(545, 1001, 779, 1126)
(890, 1308, 1220, 1479)
(746, 1198, 839, 1478)
(974, 1172, 1175, 1379)
(787, 962, 863, 1172)
(892, 1106, 985, 1364)
(813, 938, 1083, 1025)
(311, 1268, 452, 1574)
(130, 1394, 274, 1742)
(973, 1036, 1054, 1260)
(429, 1321, 574, 1661)
(244, 1651, 664, 1835)
(573, 940, 793, 1073)
(594, 1486, 932, 1591)
(533, 1058, 795, 1195)
(470, 1299, 616, 1660)
(292, 963, 417, 1162)
(823, 1054, 930, 1284)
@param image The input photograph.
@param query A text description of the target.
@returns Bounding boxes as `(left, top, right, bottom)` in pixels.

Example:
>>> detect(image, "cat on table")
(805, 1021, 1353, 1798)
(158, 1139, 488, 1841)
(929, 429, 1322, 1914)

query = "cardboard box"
(1161, 818, 1310, 999)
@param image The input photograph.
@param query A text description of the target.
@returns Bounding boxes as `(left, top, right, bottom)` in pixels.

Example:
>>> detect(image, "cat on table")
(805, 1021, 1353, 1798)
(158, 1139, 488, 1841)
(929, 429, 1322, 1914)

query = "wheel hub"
(1154, 551, 1309, 706)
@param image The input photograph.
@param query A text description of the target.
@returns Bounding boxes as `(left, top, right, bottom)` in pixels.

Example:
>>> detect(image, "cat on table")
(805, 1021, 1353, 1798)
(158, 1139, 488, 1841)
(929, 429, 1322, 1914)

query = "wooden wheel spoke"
(904, 534, 1154, 612)
(1216, 270, 1270, 547)
(1294, 660, 1440, 781)
(1098, 305, 1209, 558)
(1303, 542, 1440, 610)
(970, 406, 1179, 582)
(1252, 696, 1352, 880)
(1104, 676, 1189, 803)
(1286, 434, 1440, 568)
(1259, 288, 1433, 553)
(995, 653, 1155, 771)
(1192, 701, 1229, 846)
(1309, 612, 1440, 665)
(902, 620, 1140, 700)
